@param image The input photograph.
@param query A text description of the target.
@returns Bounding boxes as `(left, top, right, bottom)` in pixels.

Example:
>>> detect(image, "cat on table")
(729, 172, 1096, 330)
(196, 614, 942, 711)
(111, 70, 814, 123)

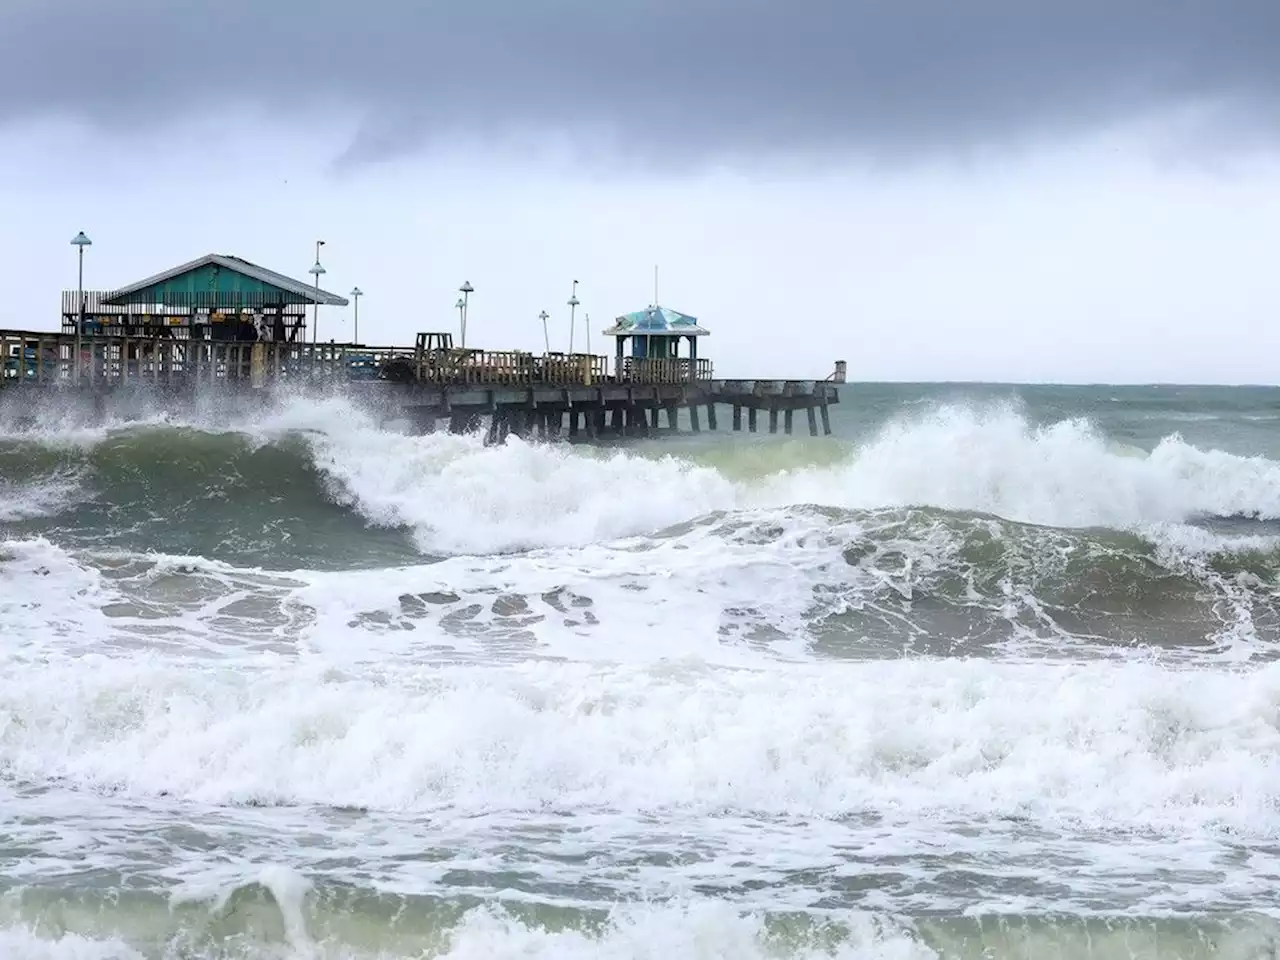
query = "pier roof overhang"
(602, 305, 709, 337)
(100, 254, 349, 307)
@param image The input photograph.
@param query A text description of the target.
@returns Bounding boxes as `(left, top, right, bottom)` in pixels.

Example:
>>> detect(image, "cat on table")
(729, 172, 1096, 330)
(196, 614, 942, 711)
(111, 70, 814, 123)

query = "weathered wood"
(784, 409, 793, 435)
(1, 327, 845, 445)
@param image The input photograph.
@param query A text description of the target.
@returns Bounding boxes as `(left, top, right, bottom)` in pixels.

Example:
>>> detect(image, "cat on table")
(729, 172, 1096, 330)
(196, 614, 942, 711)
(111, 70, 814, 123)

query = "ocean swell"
(6, 399, 1280, 556)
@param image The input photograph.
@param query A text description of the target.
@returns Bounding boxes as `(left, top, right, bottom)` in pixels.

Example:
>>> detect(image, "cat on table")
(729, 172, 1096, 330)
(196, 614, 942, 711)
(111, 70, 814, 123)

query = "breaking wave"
(2, 885, 1278, 960)
(6, 398, 1280, 655)
(5, 398, 1280, 553)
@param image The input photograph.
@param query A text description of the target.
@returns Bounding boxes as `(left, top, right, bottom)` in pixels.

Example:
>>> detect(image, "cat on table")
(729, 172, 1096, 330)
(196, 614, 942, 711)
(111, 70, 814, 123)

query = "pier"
(1, 252, 842, 440)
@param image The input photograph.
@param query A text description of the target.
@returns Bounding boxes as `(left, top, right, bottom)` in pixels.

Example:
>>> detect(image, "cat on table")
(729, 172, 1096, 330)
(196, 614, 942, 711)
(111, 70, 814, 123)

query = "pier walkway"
(1, 329, 840, 439)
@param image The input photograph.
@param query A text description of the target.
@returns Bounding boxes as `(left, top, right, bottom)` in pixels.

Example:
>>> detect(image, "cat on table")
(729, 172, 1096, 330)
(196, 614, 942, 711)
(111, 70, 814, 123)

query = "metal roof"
(601, 305, 710, 337)
(103, 253, 349, 306)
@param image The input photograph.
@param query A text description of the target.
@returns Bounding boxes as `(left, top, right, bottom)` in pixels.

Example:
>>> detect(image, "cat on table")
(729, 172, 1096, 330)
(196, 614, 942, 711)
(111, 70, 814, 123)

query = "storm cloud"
(2, 0, 1278, 167)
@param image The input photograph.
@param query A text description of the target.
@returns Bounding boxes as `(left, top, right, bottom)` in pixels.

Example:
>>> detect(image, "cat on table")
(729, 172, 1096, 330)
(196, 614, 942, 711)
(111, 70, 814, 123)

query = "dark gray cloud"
(2, 0, 1278, 168)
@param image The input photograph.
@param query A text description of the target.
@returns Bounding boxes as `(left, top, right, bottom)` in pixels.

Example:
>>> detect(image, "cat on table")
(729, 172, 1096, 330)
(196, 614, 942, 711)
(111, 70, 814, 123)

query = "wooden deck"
(1, 330, 712, 387)
(1, 328, 840, 438)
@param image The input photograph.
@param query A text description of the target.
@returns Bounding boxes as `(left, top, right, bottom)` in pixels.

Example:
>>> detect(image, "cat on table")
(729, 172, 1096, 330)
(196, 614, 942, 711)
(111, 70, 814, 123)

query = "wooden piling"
(0, 326, 843, 447)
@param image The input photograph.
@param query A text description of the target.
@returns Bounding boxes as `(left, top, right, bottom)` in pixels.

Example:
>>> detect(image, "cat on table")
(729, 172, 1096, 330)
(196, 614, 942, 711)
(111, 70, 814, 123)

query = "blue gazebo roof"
(602, 305, 710, 337)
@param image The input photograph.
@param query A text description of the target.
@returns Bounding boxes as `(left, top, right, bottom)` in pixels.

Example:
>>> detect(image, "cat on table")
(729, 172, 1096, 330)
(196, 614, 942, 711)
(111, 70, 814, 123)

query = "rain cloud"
(2, 0, 1278, 167)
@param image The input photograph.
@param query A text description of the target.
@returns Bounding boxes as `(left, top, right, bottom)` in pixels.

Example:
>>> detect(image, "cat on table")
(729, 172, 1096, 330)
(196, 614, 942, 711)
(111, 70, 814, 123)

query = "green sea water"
(2, 382, 1280, 958)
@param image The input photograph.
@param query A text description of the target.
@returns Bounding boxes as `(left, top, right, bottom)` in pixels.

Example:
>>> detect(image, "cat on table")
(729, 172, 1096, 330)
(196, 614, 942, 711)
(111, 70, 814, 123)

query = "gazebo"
(601, 305, 710, 379)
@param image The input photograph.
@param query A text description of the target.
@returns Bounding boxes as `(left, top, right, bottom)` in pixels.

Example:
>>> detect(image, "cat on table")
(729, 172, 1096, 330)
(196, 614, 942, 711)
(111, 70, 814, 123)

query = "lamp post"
(567, 280, 579, 354)
(350, 287, 363, 345)
(70, 231, 91, 381)
(538, 310, 550, 353)
(458, 281, 473, 348)
(309, 240, 326, 344)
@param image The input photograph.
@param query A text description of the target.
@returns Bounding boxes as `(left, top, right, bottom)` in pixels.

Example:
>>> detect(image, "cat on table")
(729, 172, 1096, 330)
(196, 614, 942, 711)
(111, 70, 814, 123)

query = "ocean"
(2, 382, 1280, 959)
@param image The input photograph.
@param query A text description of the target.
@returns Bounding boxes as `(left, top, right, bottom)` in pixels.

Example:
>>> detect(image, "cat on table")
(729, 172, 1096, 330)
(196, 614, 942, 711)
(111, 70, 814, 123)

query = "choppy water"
(3, 382, 1280, 958)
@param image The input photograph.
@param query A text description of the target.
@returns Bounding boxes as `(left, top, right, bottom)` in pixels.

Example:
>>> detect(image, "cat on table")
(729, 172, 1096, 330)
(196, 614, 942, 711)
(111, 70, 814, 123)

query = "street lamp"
(350, 287, 363, 345)
(567, 280, 579, 354)
(309, 240, 326, 344)
(458, 281, 473, 348)
(538, 310, 550, 353)
(70, 231, 91, 381)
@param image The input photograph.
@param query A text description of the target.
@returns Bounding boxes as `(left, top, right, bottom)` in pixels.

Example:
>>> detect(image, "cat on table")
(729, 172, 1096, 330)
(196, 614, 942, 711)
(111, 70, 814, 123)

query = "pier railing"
(2, 330, 713, 389)
(59, 291, 312, 340)
(413, 351, 610, 386)
(619, 357, 713, 383)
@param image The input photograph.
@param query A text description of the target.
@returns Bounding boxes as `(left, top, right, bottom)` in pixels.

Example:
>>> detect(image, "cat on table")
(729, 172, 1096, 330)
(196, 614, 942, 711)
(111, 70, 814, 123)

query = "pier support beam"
(820, 401, 831, 436)
(807, 406, 818, 437)
(748, 408, 758, 432)
(450, 411, 480, 435)
(404, 407, 438, 434)
(517, 409, 536, 439)
(486, 412, 510, 445)
(784, 409, 794, 435)
(768, 406, 778, 434)
(610, 407, 624, 434)
(733, 405, 742, 431)
(690, 404, 701, 432)
(706, 404, 717, 430)
(666, 405, 678, 431)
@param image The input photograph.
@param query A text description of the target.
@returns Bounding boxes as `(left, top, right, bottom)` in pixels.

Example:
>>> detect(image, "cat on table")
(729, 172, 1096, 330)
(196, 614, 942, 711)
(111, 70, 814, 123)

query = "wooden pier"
(1, 328, 840, 439)
(2, 252, 842, 440)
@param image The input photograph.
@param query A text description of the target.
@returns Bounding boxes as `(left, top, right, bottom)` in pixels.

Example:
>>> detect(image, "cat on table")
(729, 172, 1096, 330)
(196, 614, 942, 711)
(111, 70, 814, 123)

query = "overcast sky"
(2, 0, 1279, 382)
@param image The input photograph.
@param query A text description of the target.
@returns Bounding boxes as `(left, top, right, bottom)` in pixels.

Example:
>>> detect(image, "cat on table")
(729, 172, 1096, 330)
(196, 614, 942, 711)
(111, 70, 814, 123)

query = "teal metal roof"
(602, 305, 709, 337)
(102, 253, 349, 307)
